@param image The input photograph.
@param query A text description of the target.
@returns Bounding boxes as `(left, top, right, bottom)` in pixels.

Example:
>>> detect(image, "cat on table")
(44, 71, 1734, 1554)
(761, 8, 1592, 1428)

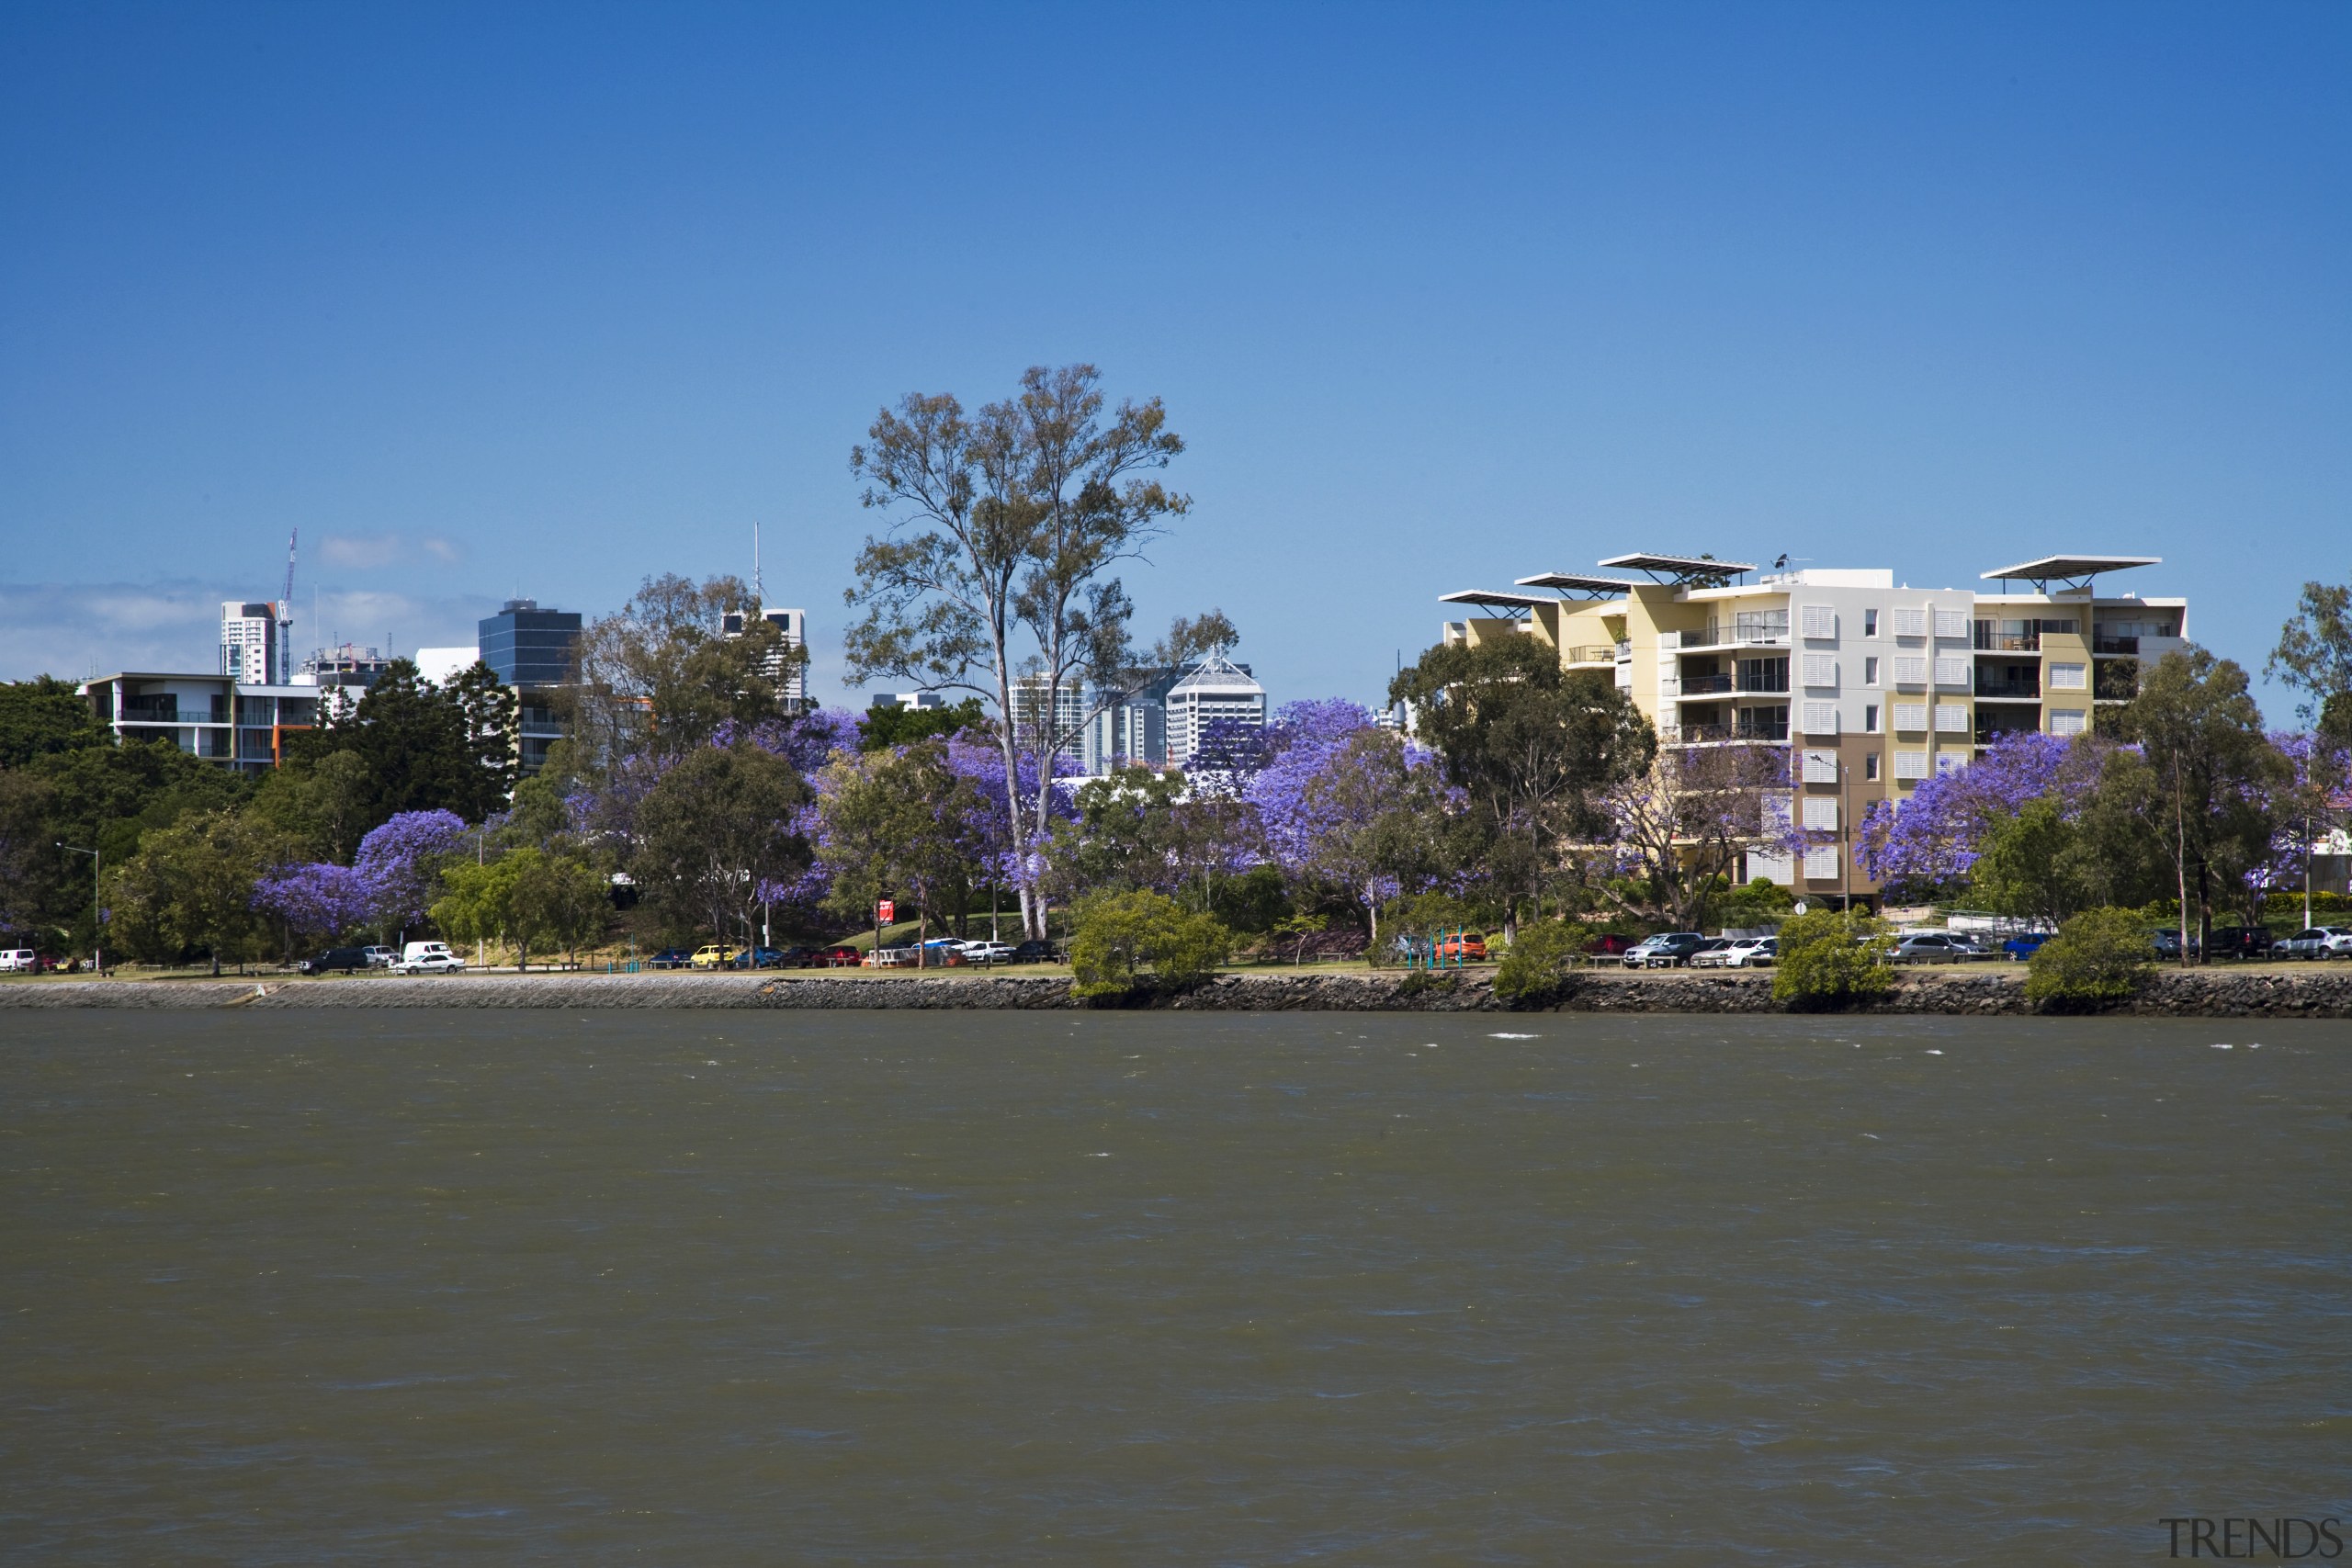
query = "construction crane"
(277, 528, 298, 685)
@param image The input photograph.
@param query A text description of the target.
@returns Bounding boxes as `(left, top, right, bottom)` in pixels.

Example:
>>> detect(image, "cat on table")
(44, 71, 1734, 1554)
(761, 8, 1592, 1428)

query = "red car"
(808, 945, 865, 968)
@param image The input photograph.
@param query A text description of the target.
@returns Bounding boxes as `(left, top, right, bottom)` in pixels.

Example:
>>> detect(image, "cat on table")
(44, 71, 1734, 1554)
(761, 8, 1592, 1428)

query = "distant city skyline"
(4, 5, 2346, 721)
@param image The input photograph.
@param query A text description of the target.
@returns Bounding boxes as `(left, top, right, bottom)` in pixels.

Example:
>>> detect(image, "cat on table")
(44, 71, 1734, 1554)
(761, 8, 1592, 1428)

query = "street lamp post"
(57, 842, 102, 976)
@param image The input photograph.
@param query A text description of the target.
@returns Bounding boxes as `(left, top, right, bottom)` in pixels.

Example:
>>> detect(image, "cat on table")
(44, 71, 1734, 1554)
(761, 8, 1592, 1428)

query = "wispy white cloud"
(0, 579, 499, 682)
(320, 534, 401, 569)
(422, 537, 462, 564)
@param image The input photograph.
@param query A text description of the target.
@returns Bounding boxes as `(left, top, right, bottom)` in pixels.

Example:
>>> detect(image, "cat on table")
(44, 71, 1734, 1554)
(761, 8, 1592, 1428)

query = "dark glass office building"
(478, 599, 582, 687)
(478, 599, 582, 776)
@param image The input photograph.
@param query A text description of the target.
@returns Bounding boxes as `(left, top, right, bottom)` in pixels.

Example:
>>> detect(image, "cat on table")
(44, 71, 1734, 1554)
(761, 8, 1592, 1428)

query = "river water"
(2, 1010, 2345, 1563)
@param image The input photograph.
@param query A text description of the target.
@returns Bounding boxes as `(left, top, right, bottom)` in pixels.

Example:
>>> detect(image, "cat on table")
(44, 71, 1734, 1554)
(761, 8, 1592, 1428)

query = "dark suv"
(1009, 940, 1062, 964)
(298, 947, 368, 976)
(2204, 926, 2274, 961)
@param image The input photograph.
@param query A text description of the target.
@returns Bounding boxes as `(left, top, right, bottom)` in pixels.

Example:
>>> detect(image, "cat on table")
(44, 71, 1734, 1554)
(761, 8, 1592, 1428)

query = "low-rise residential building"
(1440, 552, 2186, 904)
(78, 671, 321, 775)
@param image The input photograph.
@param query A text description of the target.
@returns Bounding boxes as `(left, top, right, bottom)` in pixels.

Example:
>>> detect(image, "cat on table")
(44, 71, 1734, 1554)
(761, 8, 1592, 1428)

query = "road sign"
(877, 899, 895, 924)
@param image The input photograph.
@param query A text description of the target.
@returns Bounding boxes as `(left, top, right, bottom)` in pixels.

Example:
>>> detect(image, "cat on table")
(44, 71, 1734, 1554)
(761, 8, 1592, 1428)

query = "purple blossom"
(354, 808, 469, 928)
(253, 862, 379, 940)
(1854, 732, 2102, 888)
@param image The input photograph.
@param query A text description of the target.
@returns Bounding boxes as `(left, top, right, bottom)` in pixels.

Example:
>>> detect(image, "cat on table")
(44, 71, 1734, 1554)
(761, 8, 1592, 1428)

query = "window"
(1863, 608, 1879, 637)
(1892, 607, 1927, 637)
(1934, 657, 1971, 687)
(1894, 750, 1928, 781)
(1804, 844, 1840, 881)
(1801, 653, 1837, 688)
(1802, 702, 1839, 735)
(1893, 656, 1928, 686)
(1894, 703, 1928, 731)
(1936, 752, 1965, 776)
(1934, 608, 1972, 639)
(1804, 749, 1838, 784)
(1934, 705, 1969, 733)
(2048, 661, 2086, 690)
(1864, 753, 1880, 781)
(1762, 792, 1793, 833)
(1863, 656, 1879, 685)
(1801, 604, 1836, 639)
(1734, 609, 1790, 643)
(2050, 708, 2086, 736)
(1802, 796, 1838, 830)
(1863, 703, 1880, 733)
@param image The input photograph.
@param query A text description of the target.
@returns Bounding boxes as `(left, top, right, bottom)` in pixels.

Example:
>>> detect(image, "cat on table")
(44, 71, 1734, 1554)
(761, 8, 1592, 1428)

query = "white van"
(390, 942, 466, 975)
(0, 948, 40, 974)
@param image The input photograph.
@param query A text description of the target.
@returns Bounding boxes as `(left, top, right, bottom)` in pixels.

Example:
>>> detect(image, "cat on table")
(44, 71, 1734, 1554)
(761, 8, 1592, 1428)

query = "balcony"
(2093, 636, 2138, 655)
(1564, 645, 1617, 665)
(1974, 678, 2041, 700)
(1679, 615, 1790, 649)
(124, 696, 178, 722)
(1973, 627, 2041, 652)
(1680, 673, 1733, 695)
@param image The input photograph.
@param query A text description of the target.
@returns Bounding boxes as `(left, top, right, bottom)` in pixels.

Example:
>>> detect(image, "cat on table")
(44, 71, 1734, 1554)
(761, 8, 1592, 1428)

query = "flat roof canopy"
(1981, 554, 2160, 587)
(1514, 571, 1640, 596)
(1597, 552, 1757, 581)
(1439, 590, 1554, 613)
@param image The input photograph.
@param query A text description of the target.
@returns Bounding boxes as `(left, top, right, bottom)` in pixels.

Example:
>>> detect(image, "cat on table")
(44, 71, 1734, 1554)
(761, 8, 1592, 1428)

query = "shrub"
(1068, 890, 1233, 998)
(1770, 908, 1895, 1010)
(2024, 907, 2157, 1011)
(1493, 920, 1590, 1008)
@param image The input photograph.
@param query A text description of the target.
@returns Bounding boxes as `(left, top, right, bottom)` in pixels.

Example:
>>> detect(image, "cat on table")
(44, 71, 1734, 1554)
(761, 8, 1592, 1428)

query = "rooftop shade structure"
(1596, 553, 1757, 581)
(1981, 555, 2161, 590)
(1439, 590, 1555, 614)
(1513, 572, 1642, 596)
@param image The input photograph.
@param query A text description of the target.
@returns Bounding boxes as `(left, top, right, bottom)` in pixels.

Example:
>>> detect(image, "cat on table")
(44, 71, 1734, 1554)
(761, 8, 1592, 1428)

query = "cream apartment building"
(1440, 554, 2186, 903)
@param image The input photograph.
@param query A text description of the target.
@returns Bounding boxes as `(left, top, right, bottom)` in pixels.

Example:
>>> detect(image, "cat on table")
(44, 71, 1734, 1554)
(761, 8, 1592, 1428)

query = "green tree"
(1042, 765, 1187, 903)
(1067, 888, 1231, 998)
(289, 659, 516, 828)
(633, 743, 813, 946)
(511, 852, 612, 966)
(247, 749, 377, 863)
(2023, 907, 2158, 1010)
(433, 853, 529, 967)
(565, 574, 805, 767)
(843, 364, 1197, 940)
(2113, 649, 2288, 964)
(1390, 637, 1655, 934)
(1770, 908, 1895, 1010)
(0, 676, 108, 768)
(858, 697, 989, 751)
(1493, 919, 1593, 1007)
(2267, 575, 2352, 727)
(104, 808, 280, 974)
(1969, 797, 2104, 929)
(815, 739, 991, 949)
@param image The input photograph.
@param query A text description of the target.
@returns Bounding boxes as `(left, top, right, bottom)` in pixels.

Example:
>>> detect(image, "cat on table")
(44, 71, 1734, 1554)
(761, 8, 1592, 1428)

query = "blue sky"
(3, 2, 2346, 718)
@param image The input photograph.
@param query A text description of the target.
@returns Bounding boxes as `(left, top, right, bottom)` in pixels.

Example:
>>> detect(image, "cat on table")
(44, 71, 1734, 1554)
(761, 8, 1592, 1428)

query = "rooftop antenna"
(277, 528, 298, 685)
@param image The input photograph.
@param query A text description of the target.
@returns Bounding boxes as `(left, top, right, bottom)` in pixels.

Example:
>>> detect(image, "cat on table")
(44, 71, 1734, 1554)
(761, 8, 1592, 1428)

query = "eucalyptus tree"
(566, 573, 803, 768)
(843, 364, 1194, 938)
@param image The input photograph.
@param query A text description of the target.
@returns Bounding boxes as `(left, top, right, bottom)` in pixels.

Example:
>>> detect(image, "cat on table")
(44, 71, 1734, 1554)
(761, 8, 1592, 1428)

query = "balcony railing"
(1973, 630, 2041, 651)
(2093, 636, 2138, 655)
(1679, 619, 1790, 649)
(124, 697, 178, 722)
(1564, 645, 1616, 664)
(1680, 673, 1734, 694)
(1974, 679, 2041, 700)
(1735, 716, 1790, 741)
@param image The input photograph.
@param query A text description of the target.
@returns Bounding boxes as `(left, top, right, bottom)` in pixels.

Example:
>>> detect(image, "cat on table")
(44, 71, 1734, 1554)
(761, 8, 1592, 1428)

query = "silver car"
(2276, 927, 2352, 960)
(1892, 932, 1977, 964)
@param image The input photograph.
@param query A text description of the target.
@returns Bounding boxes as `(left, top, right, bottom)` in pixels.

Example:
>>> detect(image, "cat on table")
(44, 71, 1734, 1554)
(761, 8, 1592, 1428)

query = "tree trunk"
(2172, 748, 2192, 969)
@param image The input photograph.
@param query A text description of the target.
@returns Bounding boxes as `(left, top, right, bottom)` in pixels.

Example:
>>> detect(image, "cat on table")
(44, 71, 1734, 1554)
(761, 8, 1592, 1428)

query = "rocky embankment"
(6, 965, 2352, 1016)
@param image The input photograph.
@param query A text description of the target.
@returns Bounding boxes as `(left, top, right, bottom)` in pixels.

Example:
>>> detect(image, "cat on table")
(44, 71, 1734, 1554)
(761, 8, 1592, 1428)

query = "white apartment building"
(1164, 653, 1268, 768)
(1440, 553, 2187, 902)
(220, 601, 287, 686)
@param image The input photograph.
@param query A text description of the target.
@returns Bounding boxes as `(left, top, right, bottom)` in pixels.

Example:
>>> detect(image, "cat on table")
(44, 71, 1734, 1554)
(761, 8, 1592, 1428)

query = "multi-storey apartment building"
(79, 671, 321, 775)
(1440, 553, 2186, 903)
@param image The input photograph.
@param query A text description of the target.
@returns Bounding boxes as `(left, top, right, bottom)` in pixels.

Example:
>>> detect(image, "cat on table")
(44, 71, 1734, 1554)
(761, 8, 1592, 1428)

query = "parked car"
(2148, 929, 2202, 961)
(1008, 940, 1061, 964)
(808, 944, 864, 968)
(1721, 935, 1778, 968)
(2203, 926, 2275, 961)
(390, 942, 465, 975)
(360, 945, 397, 968)
(1433, 932, 1489, 963)
(0, 947, 40, 974)
(1623, 932, 1708, 969)
(1685, 938, 1739, 968)
(689, 944, 739, 971)
(770, 945, 820, 968)
(298, 946, 369, 976)
(729, 947, 786, 969)
(957, 940, 1018, 964)
(2002, 931, 2053, 962)
(1891, 931, 1983, 964)
(2276, 927, 2352, 960)
(647, 947, 694, 970)
(1584, 932, 1639, 957)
